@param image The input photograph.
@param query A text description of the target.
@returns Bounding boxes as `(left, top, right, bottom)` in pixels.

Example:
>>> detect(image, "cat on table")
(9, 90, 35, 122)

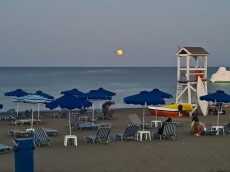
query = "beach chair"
(44, 128, 59, 136)
(0, 144, 12, 154)
(71, 114, 96, 130)
(114, 124, 140, 141)
(8, 129, 33, 138)
(33, 127, 53, 147)
(6, 109, 17, 124)
(84, 126, 111, 144)
(129, 114, 150, 129)
(154, 122, 177, 140)
(224, 123, 230, 134)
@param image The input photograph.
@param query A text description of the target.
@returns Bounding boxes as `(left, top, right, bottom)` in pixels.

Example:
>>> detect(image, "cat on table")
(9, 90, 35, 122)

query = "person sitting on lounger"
(157, 117, 172, 135)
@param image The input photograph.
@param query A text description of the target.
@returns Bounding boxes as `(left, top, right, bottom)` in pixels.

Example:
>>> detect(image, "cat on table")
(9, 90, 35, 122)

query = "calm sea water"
(0, 67, 230, 112)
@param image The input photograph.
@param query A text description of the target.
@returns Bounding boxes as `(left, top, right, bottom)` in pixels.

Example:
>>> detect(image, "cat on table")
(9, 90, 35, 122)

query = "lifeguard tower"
(176, 47, 209, 115)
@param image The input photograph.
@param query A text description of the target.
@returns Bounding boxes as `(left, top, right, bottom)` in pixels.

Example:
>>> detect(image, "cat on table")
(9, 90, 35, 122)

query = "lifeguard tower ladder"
(176, 47, 209, 115)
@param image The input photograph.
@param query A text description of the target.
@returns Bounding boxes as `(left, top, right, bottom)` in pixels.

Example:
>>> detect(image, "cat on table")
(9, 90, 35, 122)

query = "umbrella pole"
(16, 102, 19, 117)
(156, 106, 158, 121)
(31, 105, 34, 130)
(142, 104, 146, 131)
(99, 101, 102, 112)
(217, 110, 220, 126)
(92, 101, 95, 122)
(69, 111, 71, 135)
(37, 103, 40, 121)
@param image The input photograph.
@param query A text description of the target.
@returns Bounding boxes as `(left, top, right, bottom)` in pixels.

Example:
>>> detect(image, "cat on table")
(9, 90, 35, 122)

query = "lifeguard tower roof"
(177, 47, 209, 56)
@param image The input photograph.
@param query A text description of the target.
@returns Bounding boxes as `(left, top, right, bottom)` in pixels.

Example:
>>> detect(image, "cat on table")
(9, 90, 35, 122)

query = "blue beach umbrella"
(61, 88, 85, 96)
(80, 90, 112, 121)
(35, 91, 54, 100)
(4, 89, 29, 97)
(200, 90, 230, 126)
(149, 88, 173, 120)
(46, 95, 92, 135)
(124, 91, 165, 130)
(150, 88, 173, 99)
(95, 87, 116, 97)
(4, 89, 29, 115)
(91, 87, 116, 112)
(14, 94, 53, 128)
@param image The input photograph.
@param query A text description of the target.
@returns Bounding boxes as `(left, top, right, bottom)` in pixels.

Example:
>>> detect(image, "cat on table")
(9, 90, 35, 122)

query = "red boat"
(148, 106, 181, 118)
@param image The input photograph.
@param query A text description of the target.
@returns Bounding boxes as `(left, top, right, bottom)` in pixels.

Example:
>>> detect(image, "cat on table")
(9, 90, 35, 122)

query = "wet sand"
(1, 108, 230, 172)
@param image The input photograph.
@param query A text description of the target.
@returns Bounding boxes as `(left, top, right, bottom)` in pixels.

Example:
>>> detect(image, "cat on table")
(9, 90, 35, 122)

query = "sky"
(0, 0, 230, 67)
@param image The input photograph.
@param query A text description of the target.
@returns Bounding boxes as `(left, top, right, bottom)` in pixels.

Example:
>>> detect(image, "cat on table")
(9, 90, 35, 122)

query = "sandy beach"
(1, 108, 230, 172)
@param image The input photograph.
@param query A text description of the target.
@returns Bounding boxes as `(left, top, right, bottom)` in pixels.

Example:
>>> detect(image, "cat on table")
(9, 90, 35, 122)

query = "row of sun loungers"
(0, 144, 12, 154)
(8, 128, 59, 138)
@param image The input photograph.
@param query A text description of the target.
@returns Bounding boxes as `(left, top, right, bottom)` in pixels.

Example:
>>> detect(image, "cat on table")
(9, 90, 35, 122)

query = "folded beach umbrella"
(4, 89, 29, 115)
(46, 95, 92, 135)
(80, 90, 112, 121)
(124, 91, 165, 130)
(149, 88, 173, 121)
(35, 90, 54, 100)
(200, 90, 230, 126)
(61, 88, 85, 96)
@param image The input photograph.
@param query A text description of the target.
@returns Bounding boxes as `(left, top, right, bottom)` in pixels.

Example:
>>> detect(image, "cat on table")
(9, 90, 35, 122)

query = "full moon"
(117, 49, 123, 56)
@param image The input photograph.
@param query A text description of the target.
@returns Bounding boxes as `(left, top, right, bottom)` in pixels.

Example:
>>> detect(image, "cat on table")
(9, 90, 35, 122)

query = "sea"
(0, 67, 230, 112)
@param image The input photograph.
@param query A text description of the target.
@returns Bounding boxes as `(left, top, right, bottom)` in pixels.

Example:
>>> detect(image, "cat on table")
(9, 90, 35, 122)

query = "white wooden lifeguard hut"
(176, 47, 209, 115)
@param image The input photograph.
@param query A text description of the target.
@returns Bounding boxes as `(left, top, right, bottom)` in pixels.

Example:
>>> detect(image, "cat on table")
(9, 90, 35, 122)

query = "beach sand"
(1, 108, 230, 172)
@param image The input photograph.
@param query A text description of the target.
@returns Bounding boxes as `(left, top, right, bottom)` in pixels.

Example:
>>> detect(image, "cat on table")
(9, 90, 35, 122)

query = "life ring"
(194, 70, 205, 81)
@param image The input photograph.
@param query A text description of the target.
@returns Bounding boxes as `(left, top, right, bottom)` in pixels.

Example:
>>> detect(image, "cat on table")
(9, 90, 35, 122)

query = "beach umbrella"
(14, 94, 53, 129)
(80, 90, 112, 121)
(23, 94, 53, 121)
(61, 88, 85, 96)
(150, 88, 173, 99)
(124, 91, 165, 130)
(200, 90, 230, 126)
(4, 89, 29, 115)
(93, 88, 116, 112)
(149, 88, 173, 121)
(35, 91, 54, 118)
(94, 87, 116, 97)
(4, 89, 29, 97)
(46, 95, 92, 135)
(35, 91, 54, 100)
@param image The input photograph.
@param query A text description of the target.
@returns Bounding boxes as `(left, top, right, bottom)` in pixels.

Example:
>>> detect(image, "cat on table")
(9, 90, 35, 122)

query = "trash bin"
(14, 138, 34, 172)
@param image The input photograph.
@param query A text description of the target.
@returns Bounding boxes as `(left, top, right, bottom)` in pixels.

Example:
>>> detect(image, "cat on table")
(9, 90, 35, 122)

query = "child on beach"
(191, 115, 206, 136)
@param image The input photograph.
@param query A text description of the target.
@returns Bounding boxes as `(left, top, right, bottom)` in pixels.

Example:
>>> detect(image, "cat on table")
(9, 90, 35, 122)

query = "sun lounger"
(44, 128, 58, 136)
(8, 130, 33, 138)
(33, 127, 53, 147)
(0, 144, 12, 154)
(129, 114, 150, 129)
(153, 122, 177, 140)
(114, 124, 140, 141)
(9, 128, 58, 138)
(84, 126, 111, 144)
